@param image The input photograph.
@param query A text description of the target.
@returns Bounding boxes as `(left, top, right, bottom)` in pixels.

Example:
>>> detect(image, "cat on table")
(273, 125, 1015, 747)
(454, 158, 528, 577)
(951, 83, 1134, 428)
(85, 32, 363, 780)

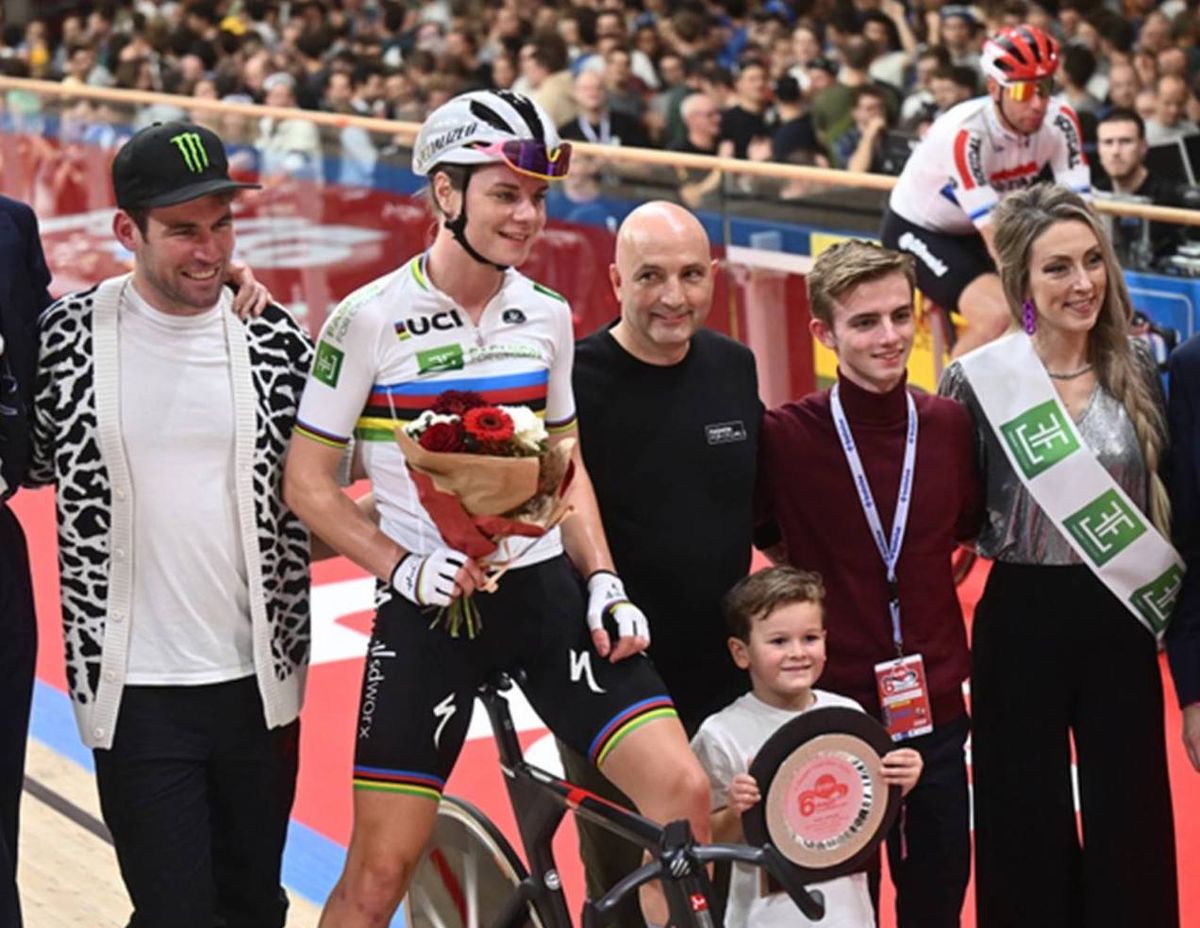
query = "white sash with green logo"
(959, 332, 1182, 642)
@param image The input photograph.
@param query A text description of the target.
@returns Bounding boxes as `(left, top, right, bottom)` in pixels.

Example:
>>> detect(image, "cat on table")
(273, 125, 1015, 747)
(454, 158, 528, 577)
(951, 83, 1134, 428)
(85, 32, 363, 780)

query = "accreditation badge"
(743, 706, 900, 886)
(874, 653, 934, 741)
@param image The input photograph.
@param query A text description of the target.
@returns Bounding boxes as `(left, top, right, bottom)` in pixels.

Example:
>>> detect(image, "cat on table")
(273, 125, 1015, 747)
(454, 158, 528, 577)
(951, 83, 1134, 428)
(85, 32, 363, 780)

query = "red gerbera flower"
(433, 390, 488, 416)
(463, 406, 515, 445)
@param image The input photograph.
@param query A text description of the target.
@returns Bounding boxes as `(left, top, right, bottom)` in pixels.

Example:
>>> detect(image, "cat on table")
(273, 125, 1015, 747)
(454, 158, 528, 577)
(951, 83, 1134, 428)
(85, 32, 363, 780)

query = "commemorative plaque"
(743, 706, 900, 882)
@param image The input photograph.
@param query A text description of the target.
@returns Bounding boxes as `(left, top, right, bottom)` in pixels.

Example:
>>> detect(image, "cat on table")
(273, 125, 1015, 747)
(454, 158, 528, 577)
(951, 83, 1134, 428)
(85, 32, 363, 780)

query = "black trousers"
(972, 562, 1178, 928)
(867, 712, 972, 928)
(93, 677, 300, 928)
(0, 506, 36, 928)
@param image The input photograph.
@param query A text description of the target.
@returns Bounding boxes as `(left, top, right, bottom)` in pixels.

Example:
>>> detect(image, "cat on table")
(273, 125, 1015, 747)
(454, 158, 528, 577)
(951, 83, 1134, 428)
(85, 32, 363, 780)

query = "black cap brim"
(124, 178, 262, 210)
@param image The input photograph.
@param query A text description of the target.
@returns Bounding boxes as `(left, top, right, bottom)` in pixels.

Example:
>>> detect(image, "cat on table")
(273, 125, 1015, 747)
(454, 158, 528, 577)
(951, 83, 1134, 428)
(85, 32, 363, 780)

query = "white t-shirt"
(120, 283, 254, 685)
(295, 254, 577, 567)
(691, 690, 876, 928)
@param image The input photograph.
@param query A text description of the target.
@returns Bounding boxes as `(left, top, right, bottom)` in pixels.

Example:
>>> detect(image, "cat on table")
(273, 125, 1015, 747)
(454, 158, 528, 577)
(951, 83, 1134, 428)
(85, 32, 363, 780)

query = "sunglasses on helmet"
(475, 139, 573, 180)
(1005, 78, 1055, 102)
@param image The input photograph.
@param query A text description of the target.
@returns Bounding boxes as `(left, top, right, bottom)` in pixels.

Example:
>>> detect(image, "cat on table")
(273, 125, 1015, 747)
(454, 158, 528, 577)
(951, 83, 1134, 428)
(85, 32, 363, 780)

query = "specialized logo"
(417, 343, 465, 374)
(396, 310, 465, 341)
(705, 420, 748, 445)
(502, 308, 527, 325)
(432, 693, 457, 749)
(1000, 400, 1079, 479)
(1130, 564, 1183, 634)
(169, 131, 210, 173)
(569, 649, 606, 694)
(314, 340, 345, 388)
(1064, 489, 1146, 567)
(415, 122, 478, 169)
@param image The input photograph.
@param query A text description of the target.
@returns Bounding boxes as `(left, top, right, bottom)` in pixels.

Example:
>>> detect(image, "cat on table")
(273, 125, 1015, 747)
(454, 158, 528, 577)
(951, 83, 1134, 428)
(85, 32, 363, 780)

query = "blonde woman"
(940, 183, 1178, 928)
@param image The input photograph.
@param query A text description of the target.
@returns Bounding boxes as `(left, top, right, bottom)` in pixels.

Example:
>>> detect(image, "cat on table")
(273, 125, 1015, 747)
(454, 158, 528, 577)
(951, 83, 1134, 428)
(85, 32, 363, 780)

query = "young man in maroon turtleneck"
(756, 240, 981, 928)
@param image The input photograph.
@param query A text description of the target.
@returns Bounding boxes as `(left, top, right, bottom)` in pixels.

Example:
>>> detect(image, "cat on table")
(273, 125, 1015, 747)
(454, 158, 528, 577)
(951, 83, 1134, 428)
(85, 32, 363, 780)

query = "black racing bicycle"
(403, 670, 826, 928)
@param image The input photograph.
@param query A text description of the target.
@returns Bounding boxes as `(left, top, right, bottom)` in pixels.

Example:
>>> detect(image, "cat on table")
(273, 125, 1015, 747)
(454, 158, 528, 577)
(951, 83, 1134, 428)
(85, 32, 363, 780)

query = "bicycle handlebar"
(581, 837, 825, 927)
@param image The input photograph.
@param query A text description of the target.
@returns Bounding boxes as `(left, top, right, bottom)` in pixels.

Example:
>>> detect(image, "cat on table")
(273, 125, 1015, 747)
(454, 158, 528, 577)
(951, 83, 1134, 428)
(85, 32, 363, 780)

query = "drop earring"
(1022, 298, 1037, 335)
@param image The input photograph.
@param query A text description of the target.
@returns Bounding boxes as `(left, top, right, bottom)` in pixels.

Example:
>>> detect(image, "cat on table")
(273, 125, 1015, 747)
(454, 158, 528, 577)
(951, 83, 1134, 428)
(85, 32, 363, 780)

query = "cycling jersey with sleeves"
(888, 96, 1091, 234)
(295, 253, 577, 568)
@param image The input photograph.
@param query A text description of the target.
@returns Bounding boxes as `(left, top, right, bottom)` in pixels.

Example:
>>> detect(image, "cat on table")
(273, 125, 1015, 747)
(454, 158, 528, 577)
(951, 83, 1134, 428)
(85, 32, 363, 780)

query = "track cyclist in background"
(882, 24, 1091, 357)
(283, 89, 711, 928)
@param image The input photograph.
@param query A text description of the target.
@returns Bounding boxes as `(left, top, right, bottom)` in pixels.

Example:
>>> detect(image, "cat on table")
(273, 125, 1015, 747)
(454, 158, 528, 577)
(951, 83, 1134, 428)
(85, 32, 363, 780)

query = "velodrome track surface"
(15, 483, 1200, 927)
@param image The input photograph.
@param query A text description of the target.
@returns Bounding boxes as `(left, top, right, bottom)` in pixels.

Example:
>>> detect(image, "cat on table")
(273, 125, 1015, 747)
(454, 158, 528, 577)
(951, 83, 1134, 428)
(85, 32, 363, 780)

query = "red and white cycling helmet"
(980, 24, 1060, 85)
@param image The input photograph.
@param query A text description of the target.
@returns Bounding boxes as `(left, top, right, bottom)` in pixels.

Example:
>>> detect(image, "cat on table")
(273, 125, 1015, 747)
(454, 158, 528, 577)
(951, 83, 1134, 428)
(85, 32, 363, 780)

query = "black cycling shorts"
(352, 555, 677, 800)
(881, 208, 995, 313)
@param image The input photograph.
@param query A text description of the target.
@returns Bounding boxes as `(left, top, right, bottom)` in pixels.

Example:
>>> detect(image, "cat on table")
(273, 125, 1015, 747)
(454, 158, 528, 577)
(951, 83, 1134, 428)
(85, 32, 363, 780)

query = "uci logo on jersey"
(395, 310, 466, 341)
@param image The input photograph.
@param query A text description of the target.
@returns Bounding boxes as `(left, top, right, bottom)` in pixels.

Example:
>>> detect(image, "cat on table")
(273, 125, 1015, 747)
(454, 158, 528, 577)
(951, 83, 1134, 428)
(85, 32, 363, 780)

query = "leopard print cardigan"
(27, 274, 313, 748)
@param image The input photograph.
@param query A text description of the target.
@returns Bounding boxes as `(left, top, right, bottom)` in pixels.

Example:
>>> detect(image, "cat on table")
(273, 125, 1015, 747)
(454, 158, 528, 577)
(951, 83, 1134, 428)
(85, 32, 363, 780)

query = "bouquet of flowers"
(393, 389, 575, 636)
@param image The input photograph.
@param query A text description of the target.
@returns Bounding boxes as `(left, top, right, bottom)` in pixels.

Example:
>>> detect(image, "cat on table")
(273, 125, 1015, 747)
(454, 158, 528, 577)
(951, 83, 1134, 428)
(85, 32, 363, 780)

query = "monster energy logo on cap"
(112, 120, 261, 210)
(170, 131, 210, 173)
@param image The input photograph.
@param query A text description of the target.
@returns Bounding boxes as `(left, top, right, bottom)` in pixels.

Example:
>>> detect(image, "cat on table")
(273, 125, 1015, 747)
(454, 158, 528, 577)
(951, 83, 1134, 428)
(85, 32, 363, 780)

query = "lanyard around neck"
(830, 382, 918, 655)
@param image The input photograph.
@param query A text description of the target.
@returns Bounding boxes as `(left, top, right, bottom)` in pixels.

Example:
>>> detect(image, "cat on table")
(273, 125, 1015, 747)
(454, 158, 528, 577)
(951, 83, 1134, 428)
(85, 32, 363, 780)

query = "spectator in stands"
(1146, 73, 1200, 145)
(1105, 62, 1141, 114)
(900, 45, 951, 126)
(929, 64, 977, 116)
(938, 6, 981, 71)
(323, 70, 378, 187)
(61, 40, 113, 87)
(257, 71, 323, 182)
(560, 68, 651, 149)
(802, 55, 837, 99)
(1062, 45, 1102, 116)
(771, 75, 826, 166)
(787, 23, 824, 93)
(581, 10, 660, 91)
(837, 85, 899, 174)
(490, 51, 518, 92)
(863, 1, 918, 91)
(602, 46, 648, 122)
(1138, 11, 1172, 57)
(1157, 47, 1189, 80)
(1135, 86, 1159, 124)
(518, 33, 577, 128)
(811, 35, 898, 162)
(673, 91, 723, 156)
(719, 59, 776, 159)
(1096, 108, 1193, 262)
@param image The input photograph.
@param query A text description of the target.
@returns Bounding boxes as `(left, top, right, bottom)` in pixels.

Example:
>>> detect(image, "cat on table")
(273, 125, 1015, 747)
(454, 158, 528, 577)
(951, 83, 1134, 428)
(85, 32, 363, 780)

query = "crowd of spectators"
(1, 0, 1199, 200)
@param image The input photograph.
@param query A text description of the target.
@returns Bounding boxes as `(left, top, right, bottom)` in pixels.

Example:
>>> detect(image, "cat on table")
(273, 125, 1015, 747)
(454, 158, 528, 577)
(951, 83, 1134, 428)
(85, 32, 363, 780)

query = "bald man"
(558, 69, 651, 148)
(558, 202, 762, 925)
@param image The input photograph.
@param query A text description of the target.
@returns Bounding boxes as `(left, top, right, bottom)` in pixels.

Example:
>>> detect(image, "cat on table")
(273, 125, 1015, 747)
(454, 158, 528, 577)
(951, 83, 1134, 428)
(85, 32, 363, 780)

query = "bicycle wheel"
(404, 795, 545, 928)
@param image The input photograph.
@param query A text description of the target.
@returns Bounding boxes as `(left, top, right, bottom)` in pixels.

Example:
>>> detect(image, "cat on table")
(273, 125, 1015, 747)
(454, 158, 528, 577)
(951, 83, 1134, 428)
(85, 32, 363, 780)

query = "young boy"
(691, 567, 923, 928)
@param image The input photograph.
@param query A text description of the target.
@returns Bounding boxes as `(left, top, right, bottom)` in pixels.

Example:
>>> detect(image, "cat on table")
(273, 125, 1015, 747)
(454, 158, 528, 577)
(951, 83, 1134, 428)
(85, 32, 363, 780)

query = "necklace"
(1046, 363, 1093, 380)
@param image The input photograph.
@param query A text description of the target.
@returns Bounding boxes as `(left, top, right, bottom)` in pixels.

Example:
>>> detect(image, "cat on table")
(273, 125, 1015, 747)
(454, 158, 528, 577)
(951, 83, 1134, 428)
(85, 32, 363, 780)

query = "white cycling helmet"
(412, 89, 570, 178)
(414, 89, 571, 271)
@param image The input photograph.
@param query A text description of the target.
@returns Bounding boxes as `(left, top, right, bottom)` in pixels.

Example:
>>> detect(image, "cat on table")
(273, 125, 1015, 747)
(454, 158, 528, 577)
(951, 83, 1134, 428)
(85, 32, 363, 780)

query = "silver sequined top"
(939, 361, 1149, 565)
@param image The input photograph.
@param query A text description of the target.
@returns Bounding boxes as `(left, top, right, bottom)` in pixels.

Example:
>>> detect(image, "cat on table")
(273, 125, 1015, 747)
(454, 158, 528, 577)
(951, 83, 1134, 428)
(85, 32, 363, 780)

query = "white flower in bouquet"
(499, 404, 548, 453)
(404, 409, 461, 438)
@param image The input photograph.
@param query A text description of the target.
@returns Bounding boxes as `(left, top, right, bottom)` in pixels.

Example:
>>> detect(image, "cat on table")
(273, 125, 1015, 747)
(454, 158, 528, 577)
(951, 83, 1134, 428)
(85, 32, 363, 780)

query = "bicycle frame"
(473, 673, 825, 928)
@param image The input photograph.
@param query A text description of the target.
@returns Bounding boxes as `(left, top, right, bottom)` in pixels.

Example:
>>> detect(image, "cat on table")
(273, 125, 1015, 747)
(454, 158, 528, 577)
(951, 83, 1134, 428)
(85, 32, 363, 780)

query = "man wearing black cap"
(25, 121, 315, 928)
